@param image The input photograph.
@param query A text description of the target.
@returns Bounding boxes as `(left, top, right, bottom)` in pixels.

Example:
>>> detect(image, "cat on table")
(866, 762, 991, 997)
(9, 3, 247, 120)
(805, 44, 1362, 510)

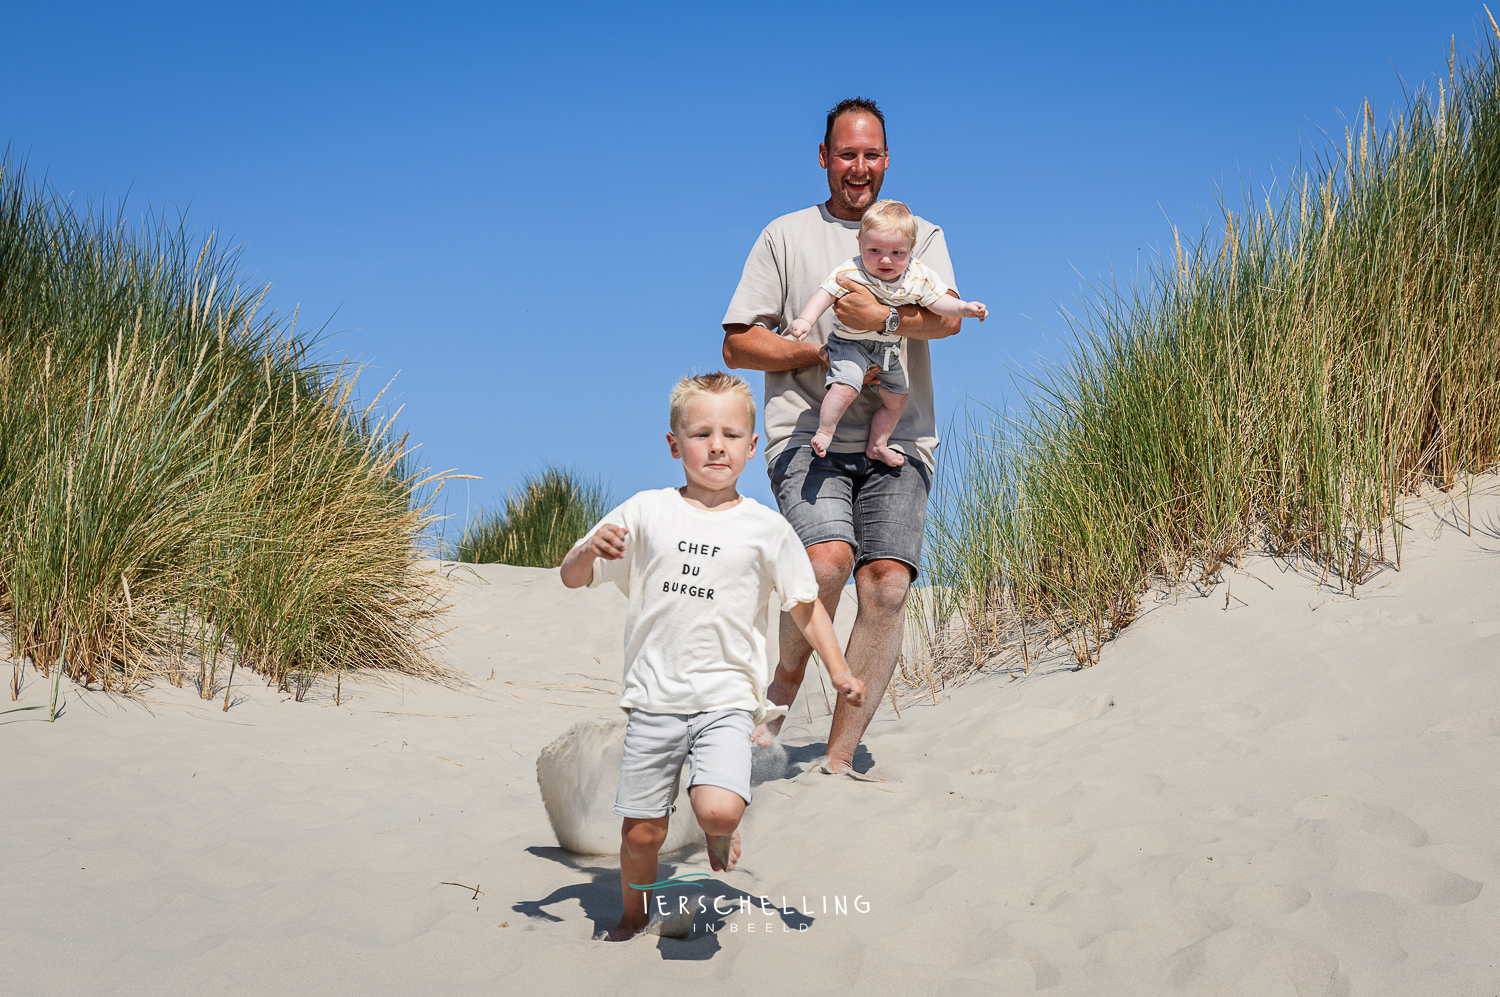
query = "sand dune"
(3, 488, 1498, 995)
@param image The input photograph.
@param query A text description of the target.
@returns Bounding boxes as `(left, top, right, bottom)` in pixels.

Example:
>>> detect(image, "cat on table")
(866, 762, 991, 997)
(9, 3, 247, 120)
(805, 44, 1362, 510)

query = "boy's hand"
(964, 301, 988, 321)
(829, 670, 865, 708)
(788, 318, 812, 341)
(588, 523, 628, 560)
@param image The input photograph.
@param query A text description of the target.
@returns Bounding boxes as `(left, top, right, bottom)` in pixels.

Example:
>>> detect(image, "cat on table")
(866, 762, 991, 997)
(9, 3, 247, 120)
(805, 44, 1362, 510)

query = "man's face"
(820, 112, 888, 220)
(667, 393, 757, 494)
(859, 227, 913, 282)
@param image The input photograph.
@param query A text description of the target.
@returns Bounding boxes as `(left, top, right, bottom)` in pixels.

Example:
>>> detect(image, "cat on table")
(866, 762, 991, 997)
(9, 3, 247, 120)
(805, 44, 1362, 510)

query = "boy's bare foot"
(601, 915, 651, 942)
(866, 442, 905, 467)
(706, 830, 741, 872)
(810, 430, 832, 457)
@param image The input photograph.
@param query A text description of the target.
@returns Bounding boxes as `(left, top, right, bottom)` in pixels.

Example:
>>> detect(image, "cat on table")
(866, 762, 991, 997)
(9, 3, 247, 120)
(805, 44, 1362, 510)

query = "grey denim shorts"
(613, 708, 754, 819)
(825, 334, 907, 394)
(768, 446, 932, 576)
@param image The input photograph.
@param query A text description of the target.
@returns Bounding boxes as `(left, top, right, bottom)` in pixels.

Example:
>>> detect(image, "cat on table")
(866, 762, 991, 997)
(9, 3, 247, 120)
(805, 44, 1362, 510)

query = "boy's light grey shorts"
(825, 333, 907, 394)
(613, 708, 755, 819)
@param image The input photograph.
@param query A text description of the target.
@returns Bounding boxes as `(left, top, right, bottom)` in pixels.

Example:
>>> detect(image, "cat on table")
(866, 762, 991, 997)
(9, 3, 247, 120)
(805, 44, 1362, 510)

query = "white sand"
(3, 489, 1498, 995)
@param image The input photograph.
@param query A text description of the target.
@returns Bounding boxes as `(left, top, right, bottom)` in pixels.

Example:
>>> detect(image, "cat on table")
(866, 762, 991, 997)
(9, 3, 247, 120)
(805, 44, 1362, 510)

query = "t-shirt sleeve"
(569, 498, 635, 594)
(770, 525, 819, 611)
(915, 226, 958, 297)
(722, 226, 786, 333)
(819, 261, 858, 299)
(912, 262, 953, 307)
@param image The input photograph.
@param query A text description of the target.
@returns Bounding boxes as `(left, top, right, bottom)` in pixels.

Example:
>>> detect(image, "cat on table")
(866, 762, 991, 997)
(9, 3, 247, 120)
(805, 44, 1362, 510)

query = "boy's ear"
(666, 431, 681, 460)
(748, 432, 759, 459)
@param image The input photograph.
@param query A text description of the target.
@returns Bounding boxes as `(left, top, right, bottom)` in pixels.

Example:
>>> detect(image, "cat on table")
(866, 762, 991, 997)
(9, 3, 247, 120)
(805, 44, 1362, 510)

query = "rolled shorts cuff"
(613, 802, 674, 819)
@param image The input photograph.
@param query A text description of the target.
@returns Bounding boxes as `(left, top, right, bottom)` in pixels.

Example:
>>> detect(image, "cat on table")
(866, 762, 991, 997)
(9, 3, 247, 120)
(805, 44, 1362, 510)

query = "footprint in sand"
(1292, 795, 1428, 847)
(993, 694, 1114, 738)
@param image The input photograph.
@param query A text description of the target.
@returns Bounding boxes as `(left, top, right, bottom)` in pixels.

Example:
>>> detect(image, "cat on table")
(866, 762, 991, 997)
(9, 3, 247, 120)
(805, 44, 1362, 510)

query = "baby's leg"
(866, 387, 909, 467)
(689, 785, 746, 872)
(607, 816, 669, 941)
(813, 383, 859, 457)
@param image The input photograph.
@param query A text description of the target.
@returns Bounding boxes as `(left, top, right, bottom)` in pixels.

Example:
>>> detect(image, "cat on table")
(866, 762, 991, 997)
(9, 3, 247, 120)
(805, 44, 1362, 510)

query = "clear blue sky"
(5, 0, 1488, 525)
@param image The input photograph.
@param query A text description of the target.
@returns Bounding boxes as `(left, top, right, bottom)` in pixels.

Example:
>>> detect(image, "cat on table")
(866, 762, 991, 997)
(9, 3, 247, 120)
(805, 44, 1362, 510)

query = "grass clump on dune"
(455, 468, 610, 568)
(0, 155, 449, 703)
(924, 27, 1500, 674)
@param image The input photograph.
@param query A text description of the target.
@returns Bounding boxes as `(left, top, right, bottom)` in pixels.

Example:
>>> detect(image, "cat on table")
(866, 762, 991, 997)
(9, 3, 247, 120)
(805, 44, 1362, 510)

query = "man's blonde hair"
(669, 371, 757, 433)
(859, 199, 916, 247)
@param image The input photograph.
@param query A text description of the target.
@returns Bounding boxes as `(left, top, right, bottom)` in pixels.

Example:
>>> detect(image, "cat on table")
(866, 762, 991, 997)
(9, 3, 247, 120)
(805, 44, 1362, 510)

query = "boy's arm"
(559, 523, 628, 589)
(788, 599, 865, 707)
(787, 288, 837, 341)
(924, 294, 988, 321)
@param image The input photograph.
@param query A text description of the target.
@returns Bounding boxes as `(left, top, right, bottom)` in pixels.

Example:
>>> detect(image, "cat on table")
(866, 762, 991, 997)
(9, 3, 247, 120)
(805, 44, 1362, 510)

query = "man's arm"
(722, 323, 826, 372)
(832, 276, 962, 341)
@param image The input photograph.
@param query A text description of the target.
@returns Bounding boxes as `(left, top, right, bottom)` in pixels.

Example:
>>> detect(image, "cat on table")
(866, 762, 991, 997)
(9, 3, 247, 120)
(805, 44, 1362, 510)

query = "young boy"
(559, 372, 864, 943)
(787, 199, 988, 467)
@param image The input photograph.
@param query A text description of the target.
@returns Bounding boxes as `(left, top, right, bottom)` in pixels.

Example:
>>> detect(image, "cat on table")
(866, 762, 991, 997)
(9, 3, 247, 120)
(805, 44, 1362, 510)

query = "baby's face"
(859, 227, 914, 282)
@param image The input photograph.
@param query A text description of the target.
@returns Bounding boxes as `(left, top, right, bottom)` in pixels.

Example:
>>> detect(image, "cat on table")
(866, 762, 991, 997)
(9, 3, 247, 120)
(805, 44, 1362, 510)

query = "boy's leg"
(608, 711, 690, 941)
(608, 816, 669, 941)
(812, 383, 859, 457)
(686, 710, 754, 871)
(865, 387, 909, 467)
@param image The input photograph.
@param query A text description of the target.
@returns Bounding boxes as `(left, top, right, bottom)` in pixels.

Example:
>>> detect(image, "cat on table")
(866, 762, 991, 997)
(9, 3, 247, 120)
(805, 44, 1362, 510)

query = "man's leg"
(752, 540, 854, 746)
(822, 558, 911, 773)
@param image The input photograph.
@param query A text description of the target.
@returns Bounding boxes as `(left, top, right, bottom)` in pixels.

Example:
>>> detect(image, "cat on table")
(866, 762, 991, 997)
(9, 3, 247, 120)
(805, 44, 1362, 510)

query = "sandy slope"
(3, 490, 1498, 996)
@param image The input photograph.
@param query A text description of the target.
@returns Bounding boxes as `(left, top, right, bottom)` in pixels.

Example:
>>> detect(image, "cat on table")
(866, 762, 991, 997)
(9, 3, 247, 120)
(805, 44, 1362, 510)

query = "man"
(721, 97, 963, 778)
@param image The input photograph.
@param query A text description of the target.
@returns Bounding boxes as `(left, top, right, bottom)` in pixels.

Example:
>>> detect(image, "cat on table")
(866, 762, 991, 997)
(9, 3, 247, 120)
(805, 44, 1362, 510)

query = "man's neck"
(824, 197, 865, 222)
(679, 483, 743, 512)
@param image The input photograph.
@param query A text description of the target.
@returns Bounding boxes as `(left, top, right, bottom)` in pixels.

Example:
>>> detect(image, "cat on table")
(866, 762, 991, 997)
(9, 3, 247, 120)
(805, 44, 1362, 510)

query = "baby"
(788, 199, 987, 467)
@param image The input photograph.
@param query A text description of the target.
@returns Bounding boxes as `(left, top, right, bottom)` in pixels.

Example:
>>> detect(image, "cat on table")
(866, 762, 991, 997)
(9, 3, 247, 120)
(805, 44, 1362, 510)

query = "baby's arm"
(559, 523, 627, 589)
(925, 294, 988, 321)
(787, 288, 838, 341)
(788, 599, 865, 706)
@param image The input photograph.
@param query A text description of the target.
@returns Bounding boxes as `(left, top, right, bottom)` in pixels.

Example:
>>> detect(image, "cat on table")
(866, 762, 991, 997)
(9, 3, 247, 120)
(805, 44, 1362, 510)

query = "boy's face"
(667, 393, 757, 493)
(859, 227, 913, 282)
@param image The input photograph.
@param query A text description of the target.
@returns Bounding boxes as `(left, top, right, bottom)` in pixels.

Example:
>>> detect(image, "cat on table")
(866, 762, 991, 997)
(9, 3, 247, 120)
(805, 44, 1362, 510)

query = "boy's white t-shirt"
(577, 488, 819, 724)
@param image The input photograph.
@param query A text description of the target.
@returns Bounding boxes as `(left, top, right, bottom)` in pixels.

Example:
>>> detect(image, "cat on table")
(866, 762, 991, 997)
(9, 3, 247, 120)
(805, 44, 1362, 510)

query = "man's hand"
(831, 275, 888, 333)
(818, 343, 881, 385)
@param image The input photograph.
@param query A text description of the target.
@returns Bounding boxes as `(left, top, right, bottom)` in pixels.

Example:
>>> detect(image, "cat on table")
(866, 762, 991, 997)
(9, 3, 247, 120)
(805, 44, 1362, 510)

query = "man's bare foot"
(815, 757, 886, 782)
(706, 830, 742, 872)
(865, 442, 905, 467)
(810, 430, 832, 457)
(751, 714, 785, 747)
(601, 916, 650, 942)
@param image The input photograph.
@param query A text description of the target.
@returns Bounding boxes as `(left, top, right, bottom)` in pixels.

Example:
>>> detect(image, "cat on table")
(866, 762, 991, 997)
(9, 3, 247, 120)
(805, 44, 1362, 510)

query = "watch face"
(885, 308, 900, 333)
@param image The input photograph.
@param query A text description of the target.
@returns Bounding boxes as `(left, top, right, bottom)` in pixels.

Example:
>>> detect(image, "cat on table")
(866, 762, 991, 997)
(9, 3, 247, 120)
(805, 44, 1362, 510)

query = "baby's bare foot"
(810, 431, 832, 457)
(706, 830, 742, 872)
(866, 442, 905, 467)
(751, 714, 785, 747)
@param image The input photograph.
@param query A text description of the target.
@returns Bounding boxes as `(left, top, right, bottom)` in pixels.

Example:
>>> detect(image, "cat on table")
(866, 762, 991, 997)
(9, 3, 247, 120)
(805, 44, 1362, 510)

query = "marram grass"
(921, 27, 1500, 676)
(455, 468, 610, 568)
(0, 154, 451, 703)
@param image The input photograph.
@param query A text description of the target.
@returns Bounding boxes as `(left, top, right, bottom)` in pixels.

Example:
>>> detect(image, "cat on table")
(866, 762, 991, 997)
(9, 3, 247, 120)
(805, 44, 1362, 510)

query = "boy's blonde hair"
(859, 199, 916, 247)
(669, 372, 757, 433)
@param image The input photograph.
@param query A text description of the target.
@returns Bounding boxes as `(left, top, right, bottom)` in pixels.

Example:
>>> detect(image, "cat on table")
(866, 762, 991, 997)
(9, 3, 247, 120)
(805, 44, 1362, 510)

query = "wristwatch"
(884, 306, 901, 335)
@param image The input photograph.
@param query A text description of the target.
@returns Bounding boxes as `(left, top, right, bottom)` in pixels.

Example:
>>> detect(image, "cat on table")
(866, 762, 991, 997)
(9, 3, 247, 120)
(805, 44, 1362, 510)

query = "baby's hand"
(788, 318, 812, 341)
(830, 670, 865, 708)
(965, 301, 988, 321)
(588, 523, 628, 560)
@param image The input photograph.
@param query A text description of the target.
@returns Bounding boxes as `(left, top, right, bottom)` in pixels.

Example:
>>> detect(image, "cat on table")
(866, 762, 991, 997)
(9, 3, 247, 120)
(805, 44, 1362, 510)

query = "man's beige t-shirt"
(722, 203, 957, 469)
(576, 488, 820, 725)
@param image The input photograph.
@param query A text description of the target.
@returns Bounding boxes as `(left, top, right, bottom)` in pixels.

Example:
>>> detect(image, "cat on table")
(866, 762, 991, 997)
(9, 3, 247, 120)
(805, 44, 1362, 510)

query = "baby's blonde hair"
(859, 199, 917, 247)
(669, 371, 757, 433)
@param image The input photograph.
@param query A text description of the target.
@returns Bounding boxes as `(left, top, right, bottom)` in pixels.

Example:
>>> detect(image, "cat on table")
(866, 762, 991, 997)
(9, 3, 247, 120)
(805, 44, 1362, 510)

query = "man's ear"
(818, 142, 829, 170)
(666, 431, 682, 460)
